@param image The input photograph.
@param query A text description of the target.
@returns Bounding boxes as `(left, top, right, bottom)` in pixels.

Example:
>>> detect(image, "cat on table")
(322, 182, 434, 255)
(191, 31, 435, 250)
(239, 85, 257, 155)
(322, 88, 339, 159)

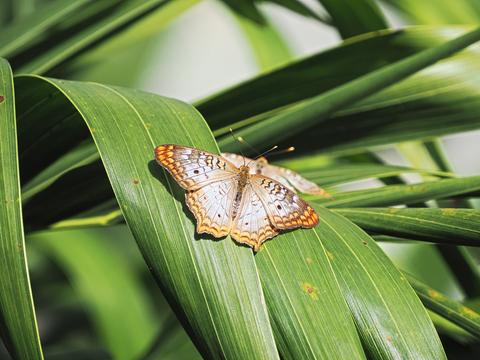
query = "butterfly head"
(239, 165, 251, 176)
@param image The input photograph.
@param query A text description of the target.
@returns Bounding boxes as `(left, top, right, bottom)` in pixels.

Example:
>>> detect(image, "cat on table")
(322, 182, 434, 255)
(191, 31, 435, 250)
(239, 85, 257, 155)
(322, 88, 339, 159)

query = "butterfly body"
(231, 165, 250, 219)
(155, 145, 318, 251)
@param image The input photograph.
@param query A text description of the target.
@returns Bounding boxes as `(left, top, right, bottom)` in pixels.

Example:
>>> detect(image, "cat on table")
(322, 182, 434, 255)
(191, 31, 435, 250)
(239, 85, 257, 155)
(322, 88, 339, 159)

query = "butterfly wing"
(251, 175, 319, 230)
(263, 163, 330, 197)
(221, 152, 255, 169)
(223, 152, 329, 196)
(185, 179, 237, 238)
(230, 183, 278, 251)
(156, 145, 238, 190)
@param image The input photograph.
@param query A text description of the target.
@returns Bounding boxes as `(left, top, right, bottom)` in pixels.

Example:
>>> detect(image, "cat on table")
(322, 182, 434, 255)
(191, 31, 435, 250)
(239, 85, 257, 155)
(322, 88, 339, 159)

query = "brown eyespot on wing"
(155, 144, 238, 190)
(251, 175, 319, 230)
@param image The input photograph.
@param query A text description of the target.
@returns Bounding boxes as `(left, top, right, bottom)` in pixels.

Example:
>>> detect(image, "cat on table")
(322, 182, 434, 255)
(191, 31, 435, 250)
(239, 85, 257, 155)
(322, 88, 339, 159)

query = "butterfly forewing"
(221, 152, 252, 168)
(231, 184, 278, 251)
(156, 145, 238, 190)
(251, 175, 319, 230)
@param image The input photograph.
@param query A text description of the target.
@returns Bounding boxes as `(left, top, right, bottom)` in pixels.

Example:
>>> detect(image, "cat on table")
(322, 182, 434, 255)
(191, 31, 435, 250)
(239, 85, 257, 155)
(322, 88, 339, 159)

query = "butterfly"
(221, 152, 331, 197)
(155, 144, 319, 251)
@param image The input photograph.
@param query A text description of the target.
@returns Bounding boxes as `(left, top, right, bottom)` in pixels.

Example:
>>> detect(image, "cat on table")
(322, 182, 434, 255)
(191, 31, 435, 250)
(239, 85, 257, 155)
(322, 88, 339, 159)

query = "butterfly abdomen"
(231, 166, 250, 219)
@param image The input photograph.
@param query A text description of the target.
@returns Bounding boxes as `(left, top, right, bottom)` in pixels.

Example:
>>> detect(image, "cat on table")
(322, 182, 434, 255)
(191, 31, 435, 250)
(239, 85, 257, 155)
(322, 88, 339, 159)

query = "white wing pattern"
(186, 179, 237, 238)
(156, 145, 319, 251)
(231, 184, 278, 251)
(222, 152, 330, 197)
(156, 145, 237, 190)
(251, 175, 318, 230)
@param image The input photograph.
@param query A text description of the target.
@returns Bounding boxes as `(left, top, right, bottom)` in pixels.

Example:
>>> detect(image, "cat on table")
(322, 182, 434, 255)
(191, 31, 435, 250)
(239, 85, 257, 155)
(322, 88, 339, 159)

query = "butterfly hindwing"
(251, 175, 319, 230)
(263, 165, 330, 197)
(222, 152, 329, 196)
(156, 145, 237, 190)
(231, 184, 278, 251)
(185, 179, 237, 238)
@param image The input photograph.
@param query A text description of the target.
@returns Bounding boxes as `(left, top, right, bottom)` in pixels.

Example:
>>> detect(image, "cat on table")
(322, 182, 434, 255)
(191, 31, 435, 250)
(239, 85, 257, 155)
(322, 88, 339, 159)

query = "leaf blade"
(335, 208, 480, 246)
(21, 76, 279, 359)
(256, 229, 366, 359)
(218, 27, 480, 152)
(0, 58, 43, 359)
(314, 207, 446, 359)
(318, 0, 388, 38)
(405, 272, 480, 338)
(312, 176, 480, 208)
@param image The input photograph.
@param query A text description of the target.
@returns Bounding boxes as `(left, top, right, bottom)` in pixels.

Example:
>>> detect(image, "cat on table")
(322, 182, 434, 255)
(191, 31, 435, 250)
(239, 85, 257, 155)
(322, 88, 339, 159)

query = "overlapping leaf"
(318, 0, 387, 38)
(336, 208, 480, 246)
(0, 59, 43, 359)
(14, 75, 279, 359)
(405, 273, 480, 338)
(312, 207, 445, 359)
(312, 176, 480, 207)
(198, 27, 480, 156)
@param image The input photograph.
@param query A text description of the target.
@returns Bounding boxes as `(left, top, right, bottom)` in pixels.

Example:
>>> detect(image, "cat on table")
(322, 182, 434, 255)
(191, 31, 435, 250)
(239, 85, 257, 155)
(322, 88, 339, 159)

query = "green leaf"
(198, 27, 480, 156)
(0, 0, 90, 58)
(428, 310, 477, 344)
(0, 59, 43, 359)
(318, 0, 388, 38)
(195, 27, 435, 128)
(16, 75, 279, 359)
(15, 0, 168, 74)
(405, 273, 480, 338)
(384, 0, 480, 24)
(15, 74, 370, 359)
(30, 227, 159, 359)
(313, 207, 445, 358)
(278, 162, 453, 187)
(233, 11, 292, 71)
(65, 0, 201, 87)
(255, 228, 366, 359)
(335, 208, 480, 246)
(217, 27, 480, 152)
(312, 176, 480, 207)
(268, 0, 328, 23)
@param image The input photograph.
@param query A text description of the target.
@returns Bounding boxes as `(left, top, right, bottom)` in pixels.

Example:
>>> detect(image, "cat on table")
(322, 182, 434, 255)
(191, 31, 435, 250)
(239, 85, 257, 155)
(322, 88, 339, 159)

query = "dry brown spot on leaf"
(460, 306, 480, 319)
(427, 289, 443, 300)
(441, 208, 456, 216)
(301, 282, 319, 300)
(133, 179, 140, 185)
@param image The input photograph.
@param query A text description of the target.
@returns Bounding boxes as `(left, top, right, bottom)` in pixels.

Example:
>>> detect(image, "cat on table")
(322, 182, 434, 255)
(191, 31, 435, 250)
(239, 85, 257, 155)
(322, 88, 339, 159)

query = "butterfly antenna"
(254, 145, 279, 160)
(229, 128, 260, 166)
(267, 146, 296, 158)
